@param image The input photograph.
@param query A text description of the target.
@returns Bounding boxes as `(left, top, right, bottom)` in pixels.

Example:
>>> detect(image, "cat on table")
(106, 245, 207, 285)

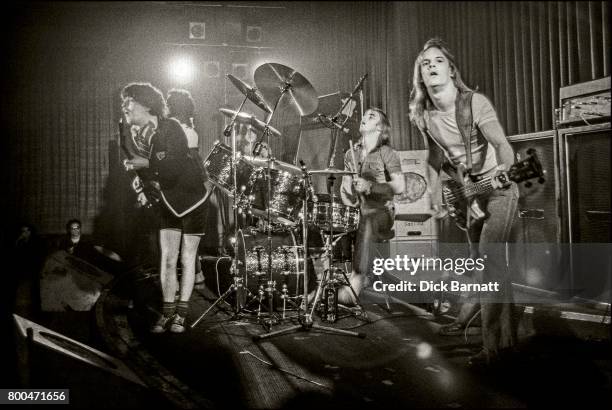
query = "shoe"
(169, 314, 186, 333)
(150, 315, 172, 333)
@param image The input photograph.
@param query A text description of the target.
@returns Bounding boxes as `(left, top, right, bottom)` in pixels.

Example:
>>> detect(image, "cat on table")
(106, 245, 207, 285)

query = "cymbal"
(309, 168, 357, 176)
(226, 74, 272, 114)
(254, 63, 318, 117)
(243, 156, 302, 174)
(219, 108, 281, 138)
(93, 245, 122, 262)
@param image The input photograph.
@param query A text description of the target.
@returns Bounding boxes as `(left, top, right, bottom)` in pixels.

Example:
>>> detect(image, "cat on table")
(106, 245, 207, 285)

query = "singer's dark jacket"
(149, 118, 208, 217)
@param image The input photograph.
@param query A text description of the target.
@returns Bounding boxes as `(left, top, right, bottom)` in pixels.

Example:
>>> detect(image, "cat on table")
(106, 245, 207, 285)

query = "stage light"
(168, 56, 195, 84)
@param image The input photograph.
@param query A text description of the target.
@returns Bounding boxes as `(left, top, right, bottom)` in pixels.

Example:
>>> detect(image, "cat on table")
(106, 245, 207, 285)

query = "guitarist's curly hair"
(121, 82, 168, 118)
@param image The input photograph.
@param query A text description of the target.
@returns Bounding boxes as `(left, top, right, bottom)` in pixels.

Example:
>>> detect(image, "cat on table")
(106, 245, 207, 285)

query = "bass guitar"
(441, 148, 544, 230)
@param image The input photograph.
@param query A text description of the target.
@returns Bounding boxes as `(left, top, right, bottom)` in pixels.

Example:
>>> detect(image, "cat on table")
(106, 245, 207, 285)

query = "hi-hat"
(226, 74, 272, 114)
(219, 108, 281, 138)
(308, 168, 357, 176)
(254, 63, 318, 117)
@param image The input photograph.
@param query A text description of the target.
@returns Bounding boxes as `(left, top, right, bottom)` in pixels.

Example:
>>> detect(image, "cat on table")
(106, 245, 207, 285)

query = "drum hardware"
(245, 62, 323, 331)
(254, 162, 366, 341)
(219, 108, 282, 138)
(192, 74, 276, 329)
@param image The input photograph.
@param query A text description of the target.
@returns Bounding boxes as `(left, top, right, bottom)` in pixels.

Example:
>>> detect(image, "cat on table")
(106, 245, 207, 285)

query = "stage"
(87, 270, 610, 409)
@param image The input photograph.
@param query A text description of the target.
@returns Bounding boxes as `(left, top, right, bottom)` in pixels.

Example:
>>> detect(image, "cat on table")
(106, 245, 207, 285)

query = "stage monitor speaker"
(507, 131, 564, 292)
(12, 315, 152, 407)
(557, 122, 611, 303)
(40, 251, 113, 312)
(385, 240, 439, 305)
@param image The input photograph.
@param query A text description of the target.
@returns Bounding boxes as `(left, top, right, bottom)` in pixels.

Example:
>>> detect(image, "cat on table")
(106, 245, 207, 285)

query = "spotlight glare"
(416, 342, 433, 359)
(168, 57, 194, 84)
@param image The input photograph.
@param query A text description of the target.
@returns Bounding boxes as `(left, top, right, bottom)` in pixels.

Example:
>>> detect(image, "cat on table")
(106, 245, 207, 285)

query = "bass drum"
(235, 228, 316, 309)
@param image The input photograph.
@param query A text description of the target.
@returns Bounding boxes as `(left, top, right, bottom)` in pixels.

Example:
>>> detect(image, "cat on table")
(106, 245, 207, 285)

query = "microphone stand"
(330, 73, 368, 131)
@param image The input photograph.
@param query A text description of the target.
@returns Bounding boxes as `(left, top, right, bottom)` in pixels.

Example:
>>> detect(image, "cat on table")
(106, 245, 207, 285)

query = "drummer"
(339, 108, 405, 304)
(235, 123, 269, 158)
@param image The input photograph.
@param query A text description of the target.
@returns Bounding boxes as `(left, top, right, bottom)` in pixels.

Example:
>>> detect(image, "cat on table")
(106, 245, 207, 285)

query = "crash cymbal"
(218, 108, 281, 138)
(226, 74, 272, 114)
(254, 63, 318, 117)
(308, 168, 357, 176)
(242, 156, 301, 174)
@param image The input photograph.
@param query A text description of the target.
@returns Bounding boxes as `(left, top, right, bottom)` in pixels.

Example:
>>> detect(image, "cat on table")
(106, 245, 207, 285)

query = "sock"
(176, 301, 189, 317)
(162, 302, 176, 318)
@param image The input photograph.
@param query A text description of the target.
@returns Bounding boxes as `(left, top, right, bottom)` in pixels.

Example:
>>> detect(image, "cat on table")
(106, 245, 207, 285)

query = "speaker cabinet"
(507, 131, 563, 291)
(557, 122, 611, 303)
(40, 251, 113, 312)
(393, 150, 435, 222)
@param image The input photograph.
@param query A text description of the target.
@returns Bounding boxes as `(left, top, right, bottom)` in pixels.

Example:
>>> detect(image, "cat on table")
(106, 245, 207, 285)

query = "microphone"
(317, 114, 349, 133)
(299, 160, 315, 199)
(253, 141, 263, 156)
(223, 123, 233, 137)
(350, 73, 368, 96)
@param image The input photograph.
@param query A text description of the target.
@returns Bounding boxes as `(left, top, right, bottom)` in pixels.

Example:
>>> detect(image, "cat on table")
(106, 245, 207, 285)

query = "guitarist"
(409, 38, 519, 367)
(121, 82, 208, 334)
(340, 108, 405, 304)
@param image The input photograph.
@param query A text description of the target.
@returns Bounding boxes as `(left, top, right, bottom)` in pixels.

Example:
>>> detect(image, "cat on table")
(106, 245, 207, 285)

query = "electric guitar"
(441, 149, 544, 230)
(119, 118, 161, 209)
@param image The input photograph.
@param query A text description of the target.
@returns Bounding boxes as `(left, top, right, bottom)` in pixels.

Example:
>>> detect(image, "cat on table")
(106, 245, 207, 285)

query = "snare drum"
(308, 193, 360, 233)
(203, 141, 254, 196)
(247, 167, 303, 226)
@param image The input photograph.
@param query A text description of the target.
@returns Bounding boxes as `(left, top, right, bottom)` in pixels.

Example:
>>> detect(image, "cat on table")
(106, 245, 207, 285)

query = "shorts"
(160, 201, 207, 235)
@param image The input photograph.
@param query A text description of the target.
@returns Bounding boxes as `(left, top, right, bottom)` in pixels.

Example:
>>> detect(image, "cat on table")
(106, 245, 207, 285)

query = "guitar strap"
(455, 90, 474, 173)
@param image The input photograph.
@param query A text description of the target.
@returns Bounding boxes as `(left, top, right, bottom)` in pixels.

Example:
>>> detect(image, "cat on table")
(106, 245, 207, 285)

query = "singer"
(339, 108, 405, 304)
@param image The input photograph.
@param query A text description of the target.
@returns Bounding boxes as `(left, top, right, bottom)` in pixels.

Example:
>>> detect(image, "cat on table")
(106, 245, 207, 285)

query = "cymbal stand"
(253, 163, 365, 341)
(191, 94, 253, 329)
(250, 82, 296, 331)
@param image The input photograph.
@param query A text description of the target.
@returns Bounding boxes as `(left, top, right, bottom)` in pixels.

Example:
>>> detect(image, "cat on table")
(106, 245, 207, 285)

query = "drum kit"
(191, 63, 369, 338)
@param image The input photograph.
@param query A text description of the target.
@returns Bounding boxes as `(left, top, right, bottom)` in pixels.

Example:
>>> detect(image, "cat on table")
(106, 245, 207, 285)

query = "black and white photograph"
(0, 1, 610, 408)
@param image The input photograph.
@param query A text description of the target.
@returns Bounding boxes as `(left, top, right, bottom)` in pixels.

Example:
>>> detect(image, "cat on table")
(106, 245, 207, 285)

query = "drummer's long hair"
(367, 107, 392, 148)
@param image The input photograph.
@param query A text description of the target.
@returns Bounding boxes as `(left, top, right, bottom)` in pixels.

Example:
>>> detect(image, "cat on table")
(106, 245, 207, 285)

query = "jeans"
(353, 207, 393, 277)
(466, 183, 520, 355)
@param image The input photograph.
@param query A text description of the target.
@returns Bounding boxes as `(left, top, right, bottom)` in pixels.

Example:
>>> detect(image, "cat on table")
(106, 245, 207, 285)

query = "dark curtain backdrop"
(386, 1, 610, 150)
(2, 1, 609, 240)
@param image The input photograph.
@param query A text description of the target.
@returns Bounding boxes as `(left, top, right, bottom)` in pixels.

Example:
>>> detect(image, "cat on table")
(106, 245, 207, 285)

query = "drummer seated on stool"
(339, 108, 405, 305)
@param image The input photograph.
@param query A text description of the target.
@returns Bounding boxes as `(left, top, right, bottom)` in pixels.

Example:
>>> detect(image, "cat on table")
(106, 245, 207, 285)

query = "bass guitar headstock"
(506, 148, 546, 187)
